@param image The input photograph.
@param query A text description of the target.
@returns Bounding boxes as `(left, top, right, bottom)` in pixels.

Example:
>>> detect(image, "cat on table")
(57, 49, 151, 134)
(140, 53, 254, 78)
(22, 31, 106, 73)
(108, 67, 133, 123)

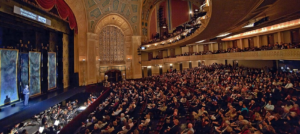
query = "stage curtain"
(56, 0, 69, 20)
(35, 0, 56, 11)
(35, 0, 77, 32)
(68, 11, 77, 29)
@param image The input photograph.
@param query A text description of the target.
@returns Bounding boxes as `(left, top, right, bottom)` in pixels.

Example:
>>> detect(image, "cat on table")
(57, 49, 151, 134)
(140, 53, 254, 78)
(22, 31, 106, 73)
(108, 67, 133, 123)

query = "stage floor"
(0, 86, 86, 132)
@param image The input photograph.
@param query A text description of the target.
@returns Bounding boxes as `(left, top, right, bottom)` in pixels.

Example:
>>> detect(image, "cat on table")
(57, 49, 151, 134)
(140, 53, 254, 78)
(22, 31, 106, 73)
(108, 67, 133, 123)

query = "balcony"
(141, 49, 300, 66)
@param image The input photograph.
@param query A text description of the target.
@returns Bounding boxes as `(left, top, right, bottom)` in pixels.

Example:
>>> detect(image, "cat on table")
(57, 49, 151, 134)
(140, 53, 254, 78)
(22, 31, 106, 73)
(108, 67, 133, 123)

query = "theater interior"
(0, 0, 300, 134)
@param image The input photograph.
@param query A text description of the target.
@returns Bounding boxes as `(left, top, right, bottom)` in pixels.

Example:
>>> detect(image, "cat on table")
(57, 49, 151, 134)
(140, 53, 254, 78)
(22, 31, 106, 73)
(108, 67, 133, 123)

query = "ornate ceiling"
(85, 0, 141, 35)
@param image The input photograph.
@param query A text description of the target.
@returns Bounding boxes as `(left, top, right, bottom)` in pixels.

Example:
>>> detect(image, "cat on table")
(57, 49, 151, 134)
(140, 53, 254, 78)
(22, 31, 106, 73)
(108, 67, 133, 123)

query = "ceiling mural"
(85, 0, 141, 35)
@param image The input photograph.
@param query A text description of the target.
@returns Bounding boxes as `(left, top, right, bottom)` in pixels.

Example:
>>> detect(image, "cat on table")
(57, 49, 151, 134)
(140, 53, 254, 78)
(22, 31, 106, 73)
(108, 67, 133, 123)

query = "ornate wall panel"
(142, 49, 300, 67)
(99, 26, 125, 64)
(62, 34, 69, 88)
(85, 0, 141, 35)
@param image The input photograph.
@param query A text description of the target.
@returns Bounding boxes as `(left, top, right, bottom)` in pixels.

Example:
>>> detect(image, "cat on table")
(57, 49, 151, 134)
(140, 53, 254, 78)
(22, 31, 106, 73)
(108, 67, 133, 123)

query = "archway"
(105, 69, 122, 83)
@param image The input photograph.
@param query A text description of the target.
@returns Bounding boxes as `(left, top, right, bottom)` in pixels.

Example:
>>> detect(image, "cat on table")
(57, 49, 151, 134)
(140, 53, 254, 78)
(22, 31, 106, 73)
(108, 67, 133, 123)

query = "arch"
(94, 13, 134, 37)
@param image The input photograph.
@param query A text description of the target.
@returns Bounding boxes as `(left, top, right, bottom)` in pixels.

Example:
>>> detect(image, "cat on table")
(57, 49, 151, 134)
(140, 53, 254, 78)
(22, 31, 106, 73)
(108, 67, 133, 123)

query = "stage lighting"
(39, 127, 44, 133)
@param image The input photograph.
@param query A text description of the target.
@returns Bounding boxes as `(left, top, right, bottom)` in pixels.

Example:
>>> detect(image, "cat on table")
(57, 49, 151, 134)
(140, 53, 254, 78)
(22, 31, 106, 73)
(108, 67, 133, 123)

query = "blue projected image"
(0, 49, 19, 106)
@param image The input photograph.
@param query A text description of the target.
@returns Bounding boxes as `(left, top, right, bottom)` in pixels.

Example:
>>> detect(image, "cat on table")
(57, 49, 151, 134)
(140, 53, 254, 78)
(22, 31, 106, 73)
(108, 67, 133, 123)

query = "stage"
(0, 86, 86, 132)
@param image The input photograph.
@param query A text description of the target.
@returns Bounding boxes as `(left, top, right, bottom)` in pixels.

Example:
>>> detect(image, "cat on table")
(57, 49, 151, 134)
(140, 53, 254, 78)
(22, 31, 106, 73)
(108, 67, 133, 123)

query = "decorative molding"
(142, 49, 300, 66)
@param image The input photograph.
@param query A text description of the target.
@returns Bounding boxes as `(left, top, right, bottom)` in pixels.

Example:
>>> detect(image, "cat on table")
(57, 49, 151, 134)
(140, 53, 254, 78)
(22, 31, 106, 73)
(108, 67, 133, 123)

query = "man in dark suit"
(164, 119, 180, 134)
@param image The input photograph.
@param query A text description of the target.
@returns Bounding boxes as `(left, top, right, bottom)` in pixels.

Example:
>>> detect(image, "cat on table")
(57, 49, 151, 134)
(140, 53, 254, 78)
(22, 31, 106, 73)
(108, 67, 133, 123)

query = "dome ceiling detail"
(85, 0, 141, 35)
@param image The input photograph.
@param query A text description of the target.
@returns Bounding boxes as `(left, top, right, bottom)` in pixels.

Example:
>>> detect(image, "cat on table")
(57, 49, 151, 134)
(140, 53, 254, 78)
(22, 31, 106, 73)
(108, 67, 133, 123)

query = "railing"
(59, 87, 110, 134)
(142, 49, 300, 66)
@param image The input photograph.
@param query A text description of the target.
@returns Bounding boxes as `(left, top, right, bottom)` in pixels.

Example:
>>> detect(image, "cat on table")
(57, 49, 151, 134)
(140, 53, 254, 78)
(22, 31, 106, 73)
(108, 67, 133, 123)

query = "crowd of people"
(77, 63, 300, 134)
(143, 8, 206, 45)
(2, 93, 99, 134)
(76, 83, 143, 134)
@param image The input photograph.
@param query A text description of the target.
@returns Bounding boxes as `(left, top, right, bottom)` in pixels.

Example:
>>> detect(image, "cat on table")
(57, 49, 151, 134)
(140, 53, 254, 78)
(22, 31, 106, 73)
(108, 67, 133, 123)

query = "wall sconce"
(82, 59, 86, 61)
(127, 58, 132, 62)
(98, 59, 101, 61)
(159, 66, 162, 68)
(170, 64, 173, 66)
(147, 66, 152, 68)
(189, 11, 193, 14)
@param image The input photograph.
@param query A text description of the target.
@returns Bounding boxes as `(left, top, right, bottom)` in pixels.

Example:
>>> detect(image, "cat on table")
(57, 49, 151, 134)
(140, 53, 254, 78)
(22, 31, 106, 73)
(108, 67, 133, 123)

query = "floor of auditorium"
(0, 86, 86, 132)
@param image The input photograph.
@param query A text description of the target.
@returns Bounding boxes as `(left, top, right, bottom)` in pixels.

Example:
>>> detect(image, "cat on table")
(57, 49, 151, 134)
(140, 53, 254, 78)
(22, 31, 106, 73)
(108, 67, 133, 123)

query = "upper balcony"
(141, 48, 300, 66)
(141, 0, 264, 52)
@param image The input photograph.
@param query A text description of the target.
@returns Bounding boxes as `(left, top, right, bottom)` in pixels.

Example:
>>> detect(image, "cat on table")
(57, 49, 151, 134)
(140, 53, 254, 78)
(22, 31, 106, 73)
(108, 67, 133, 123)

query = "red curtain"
(35, 0, 56, 11)
(56, 0, 69, 20)
(68, 11, 77, 29)
(35, 0, 77, 32)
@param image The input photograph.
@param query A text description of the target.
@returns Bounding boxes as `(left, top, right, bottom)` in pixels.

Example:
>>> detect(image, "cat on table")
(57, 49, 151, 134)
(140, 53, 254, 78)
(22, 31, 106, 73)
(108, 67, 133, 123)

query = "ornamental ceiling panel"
(85, 0, 140, 35)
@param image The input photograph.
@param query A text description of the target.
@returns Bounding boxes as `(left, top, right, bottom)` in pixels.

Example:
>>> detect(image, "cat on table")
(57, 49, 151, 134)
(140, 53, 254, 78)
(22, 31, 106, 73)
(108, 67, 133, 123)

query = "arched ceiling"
(84, 0, 141, 35)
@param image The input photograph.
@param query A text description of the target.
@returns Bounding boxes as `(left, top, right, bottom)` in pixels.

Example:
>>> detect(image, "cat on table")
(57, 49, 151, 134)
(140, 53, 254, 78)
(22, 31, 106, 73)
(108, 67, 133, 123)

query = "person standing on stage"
(23, 85, 30, 106)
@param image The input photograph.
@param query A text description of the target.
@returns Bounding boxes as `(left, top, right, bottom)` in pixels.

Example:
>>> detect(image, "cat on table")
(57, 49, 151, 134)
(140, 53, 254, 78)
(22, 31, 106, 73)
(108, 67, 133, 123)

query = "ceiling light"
(216, 33, 231, 37)
(196, 40, 205, 43)
(243, 23, 254, 28)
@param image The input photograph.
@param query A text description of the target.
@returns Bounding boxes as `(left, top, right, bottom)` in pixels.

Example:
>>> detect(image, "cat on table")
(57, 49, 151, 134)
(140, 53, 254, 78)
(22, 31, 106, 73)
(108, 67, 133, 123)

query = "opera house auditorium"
(0, 0, 300, 134)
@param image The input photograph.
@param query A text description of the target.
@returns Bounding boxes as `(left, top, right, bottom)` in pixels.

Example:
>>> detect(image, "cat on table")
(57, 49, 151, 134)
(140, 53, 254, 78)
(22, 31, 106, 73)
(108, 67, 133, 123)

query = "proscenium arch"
(63, 0, 88, 86)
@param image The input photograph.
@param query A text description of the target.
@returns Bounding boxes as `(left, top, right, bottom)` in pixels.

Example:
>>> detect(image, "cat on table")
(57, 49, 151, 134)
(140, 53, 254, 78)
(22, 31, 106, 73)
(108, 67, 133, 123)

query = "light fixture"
(159, 66, 162, 68)
(147, 66, 152, 68)
(141, 47, 145, 50)
(154, 43, 157, 46)
(82, 59, 86, 61)
(223, 18, 300, 40)
(196, 40, 205, 43)
(98, 59, 100, 61)
(162, 25, 166, 29)
(170, 64, 173, 66)
(243, 23, 254, 28)
(195, 9, 198, 12)
(216, 33, 231, 37)
(189, 11, 193, 14)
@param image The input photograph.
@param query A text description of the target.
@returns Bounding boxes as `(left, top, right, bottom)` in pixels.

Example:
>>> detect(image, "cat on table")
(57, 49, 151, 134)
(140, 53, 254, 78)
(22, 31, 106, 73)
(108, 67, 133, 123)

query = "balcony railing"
(142, 49, 300, 66)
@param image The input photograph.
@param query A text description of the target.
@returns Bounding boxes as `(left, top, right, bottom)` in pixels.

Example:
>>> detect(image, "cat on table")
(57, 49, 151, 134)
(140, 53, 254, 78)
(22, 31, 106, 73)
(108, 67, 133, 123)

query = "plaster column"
(255, 36, 260, 48)
(239, 39, 244, 49)
(62, 33, 70, 88)
(277, 32, 282, 43)
(132, 36, 142, 79)
(86, 32, 98, 85)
